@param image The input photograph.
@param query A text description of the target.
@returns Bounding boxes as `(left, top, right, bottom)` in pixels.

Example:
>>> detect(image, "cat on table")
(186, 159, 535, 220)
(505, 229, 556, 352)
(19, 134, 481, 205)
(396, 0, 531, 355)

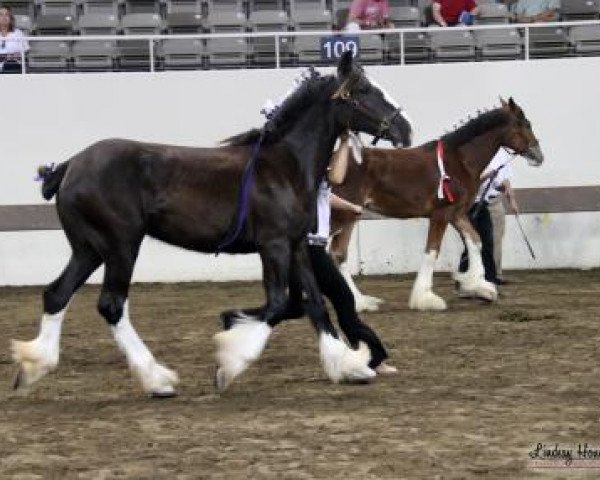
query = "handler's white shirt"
(0, 29, 29, 56)
(475, 148, 513, 202)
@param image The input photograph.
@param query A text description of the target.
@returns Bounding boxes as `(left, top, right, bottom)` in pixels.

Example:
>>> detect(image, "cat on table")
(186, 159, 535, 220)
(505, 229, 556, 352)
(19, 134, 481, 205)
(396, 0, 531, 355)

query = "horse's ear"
(337, 50, 354, 78)
(499, 96, 508, 107)
(508, 97, 517, 110)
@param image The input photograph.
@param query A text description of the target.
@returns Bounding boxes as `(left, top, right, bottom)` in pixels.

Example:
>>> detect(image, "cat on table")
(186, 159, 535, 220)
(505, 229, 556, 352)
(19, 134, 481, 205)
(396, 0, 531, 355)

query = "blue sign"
(320, 35, 359, 61)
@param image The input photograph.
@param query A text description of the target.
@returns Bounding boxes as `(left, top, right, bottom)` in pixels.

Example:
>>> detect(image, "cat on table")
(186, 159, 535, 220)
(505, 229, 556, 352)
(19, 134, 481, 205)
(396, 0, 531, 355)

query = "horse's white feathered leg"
(214, 318, 272, 391)
(111, 301, 179, 397)
(409, 250, 447, 311)
(339, 262, 383, 312)
(454, 236, 497, 301)
(319, 333, 376, 383)
(11, 307, 67, 389)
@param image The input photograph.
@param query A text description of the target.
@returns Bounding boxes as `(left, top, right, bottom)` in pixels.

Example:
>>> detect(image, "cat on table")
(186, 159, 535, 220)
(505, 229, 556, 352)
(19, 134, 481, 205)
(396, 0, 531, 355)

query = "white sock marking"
(319, 333, 375, 383)
(11, 307, 67, 387)
(409, 250, 446, 310)
(214, 318, 272, 391)
(111, 300, 178, 394)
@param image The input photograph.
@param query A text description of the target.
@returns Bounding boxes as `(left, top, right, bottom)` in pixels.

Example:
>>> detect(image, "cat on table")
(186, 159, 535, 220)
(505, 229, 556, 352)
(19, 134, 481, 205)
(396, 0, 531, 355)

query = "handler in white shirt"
(458, 148, 517, 285)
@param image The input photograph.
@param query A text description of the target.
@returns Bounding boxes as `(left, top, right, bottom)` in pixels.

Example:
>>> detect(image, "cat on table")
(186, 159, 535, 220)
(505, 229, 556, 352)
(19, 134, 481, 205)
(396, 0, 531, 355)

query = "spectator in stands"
(432, 0, 479, 27)
(511, 0, 559, 23)
(346, 0, 394, 30)
(0, 5, 28, 73)
(458, 148, 516, 286)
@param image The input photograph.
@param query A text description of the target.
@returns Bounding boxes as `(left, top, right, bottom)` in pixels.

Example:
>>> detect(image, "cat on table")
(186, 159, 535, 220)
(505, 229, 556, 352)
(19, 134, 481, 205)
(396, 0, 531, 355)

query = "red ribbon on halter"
(437, 140, 455, 203)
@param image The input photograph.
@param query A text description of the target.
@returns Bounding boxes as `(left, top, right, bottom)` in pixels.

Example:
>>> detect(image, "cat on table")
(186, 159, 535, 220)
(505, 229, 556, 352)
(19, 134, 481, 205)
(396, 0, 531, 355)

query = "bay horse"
(11, 51, 413, 396)
(330, 97, 543, 312)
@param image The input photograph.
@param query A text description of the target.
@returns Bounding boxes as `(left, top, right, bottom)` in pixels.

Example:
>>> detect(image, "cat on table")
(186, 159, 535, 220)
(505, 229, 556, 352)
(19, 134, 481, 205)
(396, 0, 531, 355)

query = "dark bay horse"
(330, 98, 543, 312)
(11, 52, 413, 396)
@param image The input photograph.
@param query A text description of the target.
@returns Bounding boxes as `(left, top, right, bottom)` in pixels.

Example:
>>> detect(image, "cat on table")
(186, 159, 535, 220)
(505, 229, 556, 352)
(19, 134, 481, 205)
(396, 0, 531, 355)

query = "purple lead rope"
(215, 132, 265, 255)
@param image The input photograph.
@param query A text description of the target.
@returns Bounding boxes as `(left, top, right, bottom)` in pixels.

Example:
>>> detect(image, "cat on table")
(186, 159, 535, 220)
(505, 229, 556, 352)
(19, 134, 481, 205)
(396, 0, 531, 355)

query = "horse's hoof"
(215, 367, 232, 392)
(12, 368, 25, 390)
(355, 295, 383, 312)
(409, 291, 447, 311)
(150, 390, 178, 399)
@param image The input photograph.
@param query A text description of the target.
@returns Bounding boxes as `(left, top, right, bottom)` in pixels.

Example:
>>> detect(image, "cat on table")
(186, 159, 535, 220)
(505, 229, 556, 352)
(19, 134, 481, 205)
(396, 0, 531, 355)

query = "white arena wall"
(1, 57, 599, 285)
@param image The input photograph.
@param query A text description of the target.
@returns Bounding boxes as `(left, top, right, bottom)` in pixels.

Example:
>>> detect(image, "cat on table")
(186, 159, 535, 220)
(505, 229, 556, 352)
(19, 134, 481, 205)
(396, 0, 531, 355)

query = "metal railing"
(7, 19, 600, 74)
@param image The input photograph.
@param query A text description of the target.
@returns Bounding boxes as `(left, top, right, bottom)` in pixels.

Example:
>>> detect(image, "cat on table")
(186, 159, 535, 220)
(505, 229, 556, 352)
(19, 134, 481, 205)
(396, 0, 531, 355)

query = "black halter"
(332, 72, 399, 146)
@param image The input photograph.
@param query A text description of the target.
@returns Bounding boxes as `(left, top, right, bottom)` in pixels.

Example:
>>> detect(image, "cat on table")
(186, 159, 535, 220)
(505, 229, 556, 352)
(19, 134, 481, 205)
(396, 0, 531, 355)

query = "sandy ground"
(1, 269, 599, 479)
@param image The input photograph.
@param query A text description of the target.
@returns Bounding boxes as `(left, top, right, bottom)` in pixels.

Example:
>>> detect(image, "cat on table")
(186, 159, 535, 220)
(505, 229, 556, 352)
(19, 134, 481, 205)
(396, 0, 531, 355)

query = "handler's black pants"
(459, 203, 498, 283)
(308, 244, 388, 369)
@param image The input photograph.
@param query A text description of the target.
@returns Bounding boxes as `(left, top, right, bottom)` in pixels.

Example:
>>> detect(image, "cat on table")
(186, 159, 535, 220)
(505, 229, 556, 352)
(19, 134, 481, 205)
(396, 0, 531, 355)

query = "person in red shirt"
(432, 0, 479, 26)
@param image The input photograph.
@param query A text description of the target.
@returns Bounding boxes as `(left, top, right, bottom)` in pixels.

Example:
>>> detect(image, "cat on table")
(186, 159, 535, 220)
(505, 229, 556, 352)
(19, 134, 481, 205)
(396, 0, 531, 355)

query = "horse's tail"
(38, 161, 69, 201)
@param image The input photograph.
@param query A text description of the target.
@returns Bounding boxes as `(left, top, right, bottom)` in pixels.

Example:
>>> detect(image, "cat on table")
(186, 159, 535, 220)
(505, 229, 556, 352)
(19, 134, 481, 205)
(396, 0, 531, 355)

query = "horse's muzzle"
(525, 144, 544, 166)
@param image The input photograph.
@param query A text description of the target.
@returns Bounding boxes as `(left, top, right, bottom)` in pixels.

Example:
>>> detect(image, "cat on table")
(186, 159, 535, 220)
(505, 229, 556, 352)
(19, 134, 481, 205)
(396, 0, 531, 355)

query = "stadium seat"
(35, 14, 76, 35)
(290, 1, 332, 31)
(14, 14, 33, 34)
(293, 34, 326, 65)
(2, 0, 34, 17)
(80, 0, 119, 15)
(429, 28, 476, 62)
(165, 12, 204, 33)
(117, 39, 155, 70)
(72, 39, 117, 70)
(389, 6, 420, 28)
(357, 33, 384, 64)
(560, 0, 600, 20)
(386, 7, 420, 63)
(124, 0, 161, 14)
(121, 12, 163, 34)
(38, 0, 77, 16)
(205, 37, 249, 68)
(528, 26, 569, 58)
(205, 10, 247, 32)
(165, 0, 203, 14)
(160, 38, 204, 69)
(248, 0, 286, 14)
(475, 27, 523, 60)
(475, 3, 510, 24)
(291, 9, 332, 30)
(27, 40, 71, 72)
(569, 24, 600, 55)
(249, 9, 291, 66)
(205, 0, 246, 15)
(77, 13, 119, 35)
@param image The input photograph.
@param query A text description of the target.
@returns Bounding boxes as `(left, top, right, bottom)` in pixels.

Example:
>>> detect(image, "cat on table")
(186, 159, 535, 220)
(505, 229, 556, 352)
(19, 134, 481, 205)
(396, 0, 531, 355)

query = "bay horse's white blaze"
(111, 301, 179, 396)
(11, 308, 66, 388)
(339, 261, 383, 312)
(319, 333, 375, 383)
(409, 250, 447, 311)
(214, 318, 272, 391)
(453, 236, 498, 301)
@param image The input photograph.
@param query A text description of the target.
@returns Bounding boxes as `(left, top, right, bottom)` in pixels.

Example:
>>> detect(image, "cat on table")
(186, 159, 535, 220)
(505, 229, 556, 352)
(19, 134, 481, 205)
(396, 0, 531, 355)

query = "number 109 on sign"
(320, 36, 359, 61)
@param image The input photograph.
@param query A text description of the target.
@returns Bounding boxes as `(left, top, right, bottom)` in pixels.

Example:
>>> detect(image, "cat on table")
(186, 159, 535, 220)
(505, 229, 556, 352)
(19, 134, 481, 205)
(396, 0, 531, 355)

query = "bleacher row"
(4, 0, 600, 71)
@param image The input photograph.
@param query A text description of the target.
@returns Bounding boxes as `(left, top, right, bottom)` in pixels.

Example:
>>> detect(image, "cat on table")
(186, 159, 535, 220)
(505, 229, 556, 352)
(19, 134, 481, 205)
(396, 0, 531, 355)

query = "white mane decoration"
(260, 68, 316, 119)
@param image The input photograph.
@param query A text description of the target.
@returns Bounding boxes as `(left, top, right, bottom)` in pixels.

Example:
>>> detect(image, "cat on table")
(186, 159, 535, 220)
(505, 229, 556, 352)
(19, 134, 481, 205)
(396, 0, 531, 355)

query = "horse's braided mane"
(426, 107, 509, 150)
(221, 73, 336, 147)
